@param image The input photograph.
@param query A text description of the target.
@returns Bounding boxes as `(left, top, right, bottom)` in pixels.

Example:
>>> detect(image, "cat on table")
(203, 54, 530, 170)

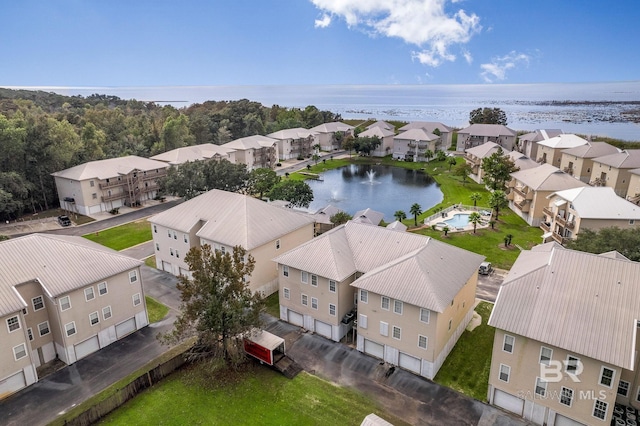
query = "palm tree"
(468, 211, 482, 234)
(448, 156, 457, 170)
(489, 190, 508, 220)
(506, 233, 513, 246)
(470, 192, 482, 207)
(409, 203, 422, 227)
(443, 226, 450, 236)
(424, 150, 434, 162)
(394, 210, 407, 222)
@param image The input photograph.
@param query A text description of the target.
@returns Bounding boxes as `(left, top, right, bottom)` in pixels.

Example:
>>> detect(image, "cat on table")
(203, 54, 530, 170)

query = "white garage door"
(493, 389, 524, 416)
(75, 335, 100, 360)
(287, 310, 304, 327)
(116, 317, 137, 338)
(0, 371, 26, 399)
(555, 414, 585, 426)
(162, 261, 172, 273)
(398, 352, 421, 374)
(315, 320, 332, 339)
(364, 339, 384, 360)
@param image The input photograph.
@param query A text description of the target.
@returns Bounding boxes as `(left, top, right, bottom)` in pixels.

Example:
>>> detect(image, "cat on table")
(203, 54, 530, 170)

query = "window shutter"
(380, 321, 388, 336)
(359, 314, 368, 329)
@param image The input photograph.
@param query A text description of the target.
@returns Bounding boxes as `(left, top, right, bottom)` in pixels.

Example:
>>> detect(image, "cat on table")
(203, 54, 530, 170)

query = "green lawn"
(144, 255, 156, 268)
(83, 219, 152, 251)
(264, 291, 280, 318)
(99, 364, 404, 426)
(434, 302, 495, 401)
(145, 296, 169, 323)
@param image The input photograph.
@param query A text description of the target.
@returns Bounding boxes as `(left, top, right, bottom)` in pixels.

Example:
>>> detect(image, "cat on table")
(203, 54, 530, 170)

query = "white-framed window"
(65, 321, 76, 337)
(32, 295, 44, 311)
(599, 366, 615, 388)
(566, 355, 580, 374)
(102, 306, 112, 320)
(129, 270, 138, 283)
(329, 280, 336, 293)
(173, 231, 177, 240)
(153, 225, 157, 233)
(38, 321, 50, 336)
(380, 321, 388, 337)
(499, 364, 510, 382)
(631, 220, 636, 225)
(618, 380, 630, 397)
(170, 248, 174, 256)
(220, 246, 226, 254)
(275, 239, 280, 250)
(593, 400, 608, 421)
(22, 307, 27, 316)
(560, 386, 573, 407)
(27, 328, 33, 341)
(539, 346, 552, 365)
(311, 275, 318, 287)
(98, 282, 108, 296)
(60, 296, 71, 311)
(6, 316, 20, 332)
(184, 234, 189, 243)
(329, 304, 336, 316)
(535, 377, 547, 397)
(92, 193, 97, 199)
(132, 293, 141, 306)
(418, 335, 428, 349)
(301, 294, 308, 306)
(89, 311, 99, 326)
(84, 286, 95, 301)
(167, 229, 172, 238)
(359, 314, 368, 329)
(503, 334, 515, 353)
(420, 308, 430, 324)
(311, 297, 318, 310)
(90, 180, 95, 187)
(301, 271, 308, 284)
(283, 265, 289, 277)
(13, 343, 27, 361)
(359, 289, 368, 304)
(393, 300, 403, 315)
(392, 326, 401, 340)
(283, 288, 290, 300)
(155, 243, 160, 251)
(381, 296, 390, 310)
(175, 249, 180, 259)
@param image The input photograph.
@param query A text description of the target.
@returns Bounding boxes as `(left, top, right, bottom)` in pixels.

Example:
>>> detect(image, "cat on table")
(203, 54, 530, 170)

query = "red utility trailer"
(243, 329, 285, 366)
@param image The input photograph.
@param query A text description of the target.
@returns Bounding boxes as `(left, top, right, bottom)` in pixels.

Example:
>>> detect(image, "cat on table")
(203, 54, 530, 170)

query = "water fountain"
(365, 169, 377, 185)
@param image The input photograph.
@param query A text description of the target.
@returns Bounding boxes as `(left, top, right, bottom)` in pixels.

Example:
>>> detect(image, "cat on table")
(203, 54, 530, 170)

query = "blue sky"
(2, 0, 639, 86)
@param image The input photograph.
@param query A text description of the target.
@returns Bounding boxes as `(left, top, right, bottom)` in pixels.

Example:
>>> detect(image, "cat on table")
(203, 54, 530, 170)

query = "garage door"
(75, 335, 100, 360)
(364, 339, 384, 360)
(315, 320, 332, 339)
(0, 371, 26, 399)
(555, 414, 585, 426)
(116, 317, 137, 338)
(398, 352, 421, 374)
(162, 261, 172, 273)
(493, 389, 524, 416)
(287, 310, 304, 327)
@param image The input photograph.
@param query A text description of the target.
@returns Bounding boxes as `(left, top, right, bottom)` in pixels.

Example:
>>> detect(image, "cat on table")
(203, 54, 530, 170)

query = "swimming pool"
(444, 213, 470, 228)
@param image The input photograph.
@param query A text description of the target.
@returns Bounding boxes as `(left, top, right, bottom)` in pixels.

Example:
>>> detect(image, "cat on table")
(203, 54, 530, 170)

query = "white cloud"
(315, 13, 332, 28)
(310, 0, 481, 67)
(480, 51, 530, 83)
(461, 48, 472, 64)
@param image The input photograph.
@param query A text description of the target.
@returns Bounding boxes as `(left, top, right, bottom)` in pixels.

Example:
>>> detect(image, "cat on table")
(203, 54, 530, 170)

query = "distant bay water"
(9, 82, 640, 141)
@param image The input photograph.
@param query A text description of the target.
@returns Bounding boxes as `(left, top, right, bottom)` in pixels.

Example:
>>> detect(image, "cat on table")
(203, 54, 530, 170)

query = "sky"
(2, 0, 640, 87)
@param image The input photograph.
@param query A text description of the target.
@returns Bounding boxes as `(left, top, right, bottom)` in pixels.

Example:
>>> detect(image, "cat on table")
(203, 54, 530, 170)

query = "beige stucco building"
(590, 149, 640, 197)
(535, 134, 589, 168)
(358, 126, 395, 157)
(398, 122, 453, 150)
(220, 135, 278, 170)
(150, 143, 237, 166)
(559, 141, 620, 183)
(0, 234, 147, 399)
(149, 189, 315, 296)
(517, 129, 564, 161)
(456, 124, 517, 152)
(392, 128, 442, 162)
(309, 122, 355, 152)
(267, 128, 318, 160)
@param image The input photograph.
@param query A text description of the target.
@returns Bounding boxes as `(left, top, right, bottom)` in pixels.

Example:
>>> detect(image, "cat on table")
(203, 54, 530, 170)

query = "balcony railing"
(552, 232, 565, 244)
(514, 200, 530, 212)
(542, 206, 553, 217)
(99, 180, 125, 189)
(512, 187, 534, 200)
(540, 222, 551, 232)
(556, 215, 567, 226)
(141, 170, 168, 181)
(102, 192, 125, 202)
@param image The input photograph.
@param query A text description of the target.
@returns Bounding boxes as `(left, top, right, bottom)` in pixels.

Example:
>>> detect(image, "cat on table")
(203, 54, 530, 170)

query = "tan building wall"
(560, 153, 592, 183)
(591, 161, 630, 196)
(0, 310, 38, 397)
(537, 145, 563, 167)
(14, 281, 56, 366)
(626, 173, 640, 201)
(152, 223, 198, 276)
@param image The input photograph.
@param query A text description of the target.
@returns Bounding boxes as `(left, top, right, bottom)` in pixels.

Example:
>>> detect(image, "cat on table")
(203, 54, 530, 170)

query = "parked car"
(478, 261, 493, 275)
(57, 215, 71, 227)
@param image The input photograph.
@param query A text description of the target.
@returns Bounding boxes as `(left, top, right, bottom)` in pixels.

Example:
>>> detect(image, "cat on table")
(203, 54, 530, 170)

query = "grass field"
(264, 292, 280, 318)
(99, 364, 404, 426)
(145, 296, 169, 323)
(434, 302, 495, 401)
(83, 219, 152, 251)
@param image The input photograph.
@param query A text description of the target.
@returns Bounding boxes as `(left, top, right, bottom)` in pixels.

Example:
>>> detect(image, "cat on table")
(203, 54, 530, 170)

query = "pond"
(304, 164, 443, 222)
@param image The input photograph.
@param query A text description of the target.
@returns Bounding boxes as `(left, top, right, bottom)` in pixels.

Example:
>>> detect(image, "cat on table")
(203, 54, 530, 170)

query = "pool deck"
(426, 206, 492, 233)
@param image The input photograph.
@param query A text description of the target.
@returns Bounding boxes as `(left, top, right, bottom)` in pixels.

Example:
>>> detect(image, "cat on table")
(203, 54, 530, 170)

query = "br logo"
(540, 360, 583, 383)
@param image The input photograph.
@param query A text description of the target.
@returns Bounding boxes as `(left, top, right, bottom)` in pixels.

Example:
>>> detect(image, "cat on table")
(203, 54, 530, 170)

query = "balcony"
(542, 206, 554, 217)
(555, 215, 567, 226)
(99, 180, 125, 189)
(506, 191, 515, 201)
(102, 192, 125, 202)
(141, 169, 168, 181)
(551, 232, 565, 244)
(540, 222, 551, 232)
(514, 200, 530, 212)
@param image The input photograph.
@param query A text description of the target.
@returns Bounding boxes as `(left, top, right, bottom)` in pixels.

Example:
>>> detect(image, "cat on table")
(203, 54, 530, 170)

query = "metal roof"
(593, 149, 640, 169)
(359, 126, 395, 138)
(510, 164, 588, 191)
(394, 128, 438, 141)
(309, 122, 355, 133)
(465, 142, 503, 158)
(457, 124, 517, 137)
(267, 127, 318, 140)
(0, 234, 142, 317)
(222, 135, 278, 150)
(398, 121, 452, 133)
(561, 141, 620, 159)
(548, 187, 640, 219)
(150, 144, 235, 165)
(537, 133, 589, 149)
(51, 155, 169, 180)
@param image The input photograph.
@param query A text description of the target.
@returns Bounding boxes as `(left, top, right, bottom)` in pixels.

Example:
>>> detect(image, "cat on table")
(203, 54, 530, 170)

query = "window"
(311, 275, 318, 287)
(566, 355, 579, 373)
(60, 296, 71, 311)
(65, 322, 76, 336)
(167, 229, 172, 238)
(329, 280, 336, 293)
(329, 304, 336, 316)
(301, 294, 308, 306)
(380, 321, 389, 337)
(132, 293, 141, 306)
(535, 377, 547, 397)
(175, 249, 180, 259)
(283, 266, 289, 277)
(599, 366, 615, 388)
(90, 180, 95, 187)
(630, 219, 635, 225)
(499, 364, 510, 382)
(89, 312, 99, 326)
(618, 380, 630, 397)
(283, 288, 290, 300)
(448, 319, 452, 331)
(155, 243, 160, 251)
(560, 387, 573, 406)
(98, 282, 108, 296)
(84, 287, 95, 301)
(38, 321, 50, 336)
(102, 306, 112, 320)
(173, 231, 177, 240)
(420, 308, 430, 324)
(32, 295, 44, 311)
(593, 400, 608, 420)
(381, 296, 390, 310)
(153, 225, 157, 233)
(301, 271, 308, 284)
(503, 334, 514, 353)
(170, 248, 174, 256)
(22, 308, 27, 316)
(418, 335, 428, 349)
(184, 234, 188, 243)
(359, 314, 368, 329)
(539, 346, 552, 365)
(311, 297, 318, 310)
(393, 300, 403, 315)
(6, 316, 20, 332)
(92, 193, 97, 199)
(275, 239, 280, 250)
(220, 246, 226, 254)
(27, 328, 33, 341)
(13, 344, 27, 361)
(360, 289, 368, 304)
(392, 326, 401, 340)
(129, 270, 138, 283)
